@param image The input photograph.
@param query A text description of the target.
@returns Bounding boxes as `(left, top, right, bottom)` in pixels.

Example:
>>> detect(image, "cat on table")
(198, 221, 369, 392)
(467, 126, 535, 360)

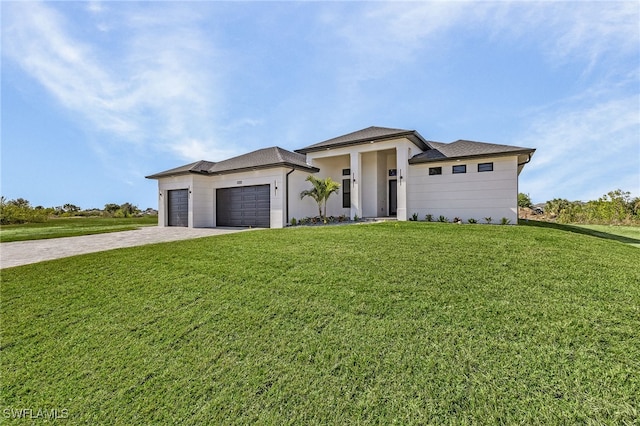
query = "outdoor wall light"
(352, 173, 356, 183)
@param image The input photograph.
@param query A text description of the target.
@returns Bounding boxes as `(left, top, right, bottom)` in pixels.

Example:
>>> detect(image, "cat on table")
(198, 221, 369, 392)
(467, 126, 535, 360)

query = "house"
(146, 126, 535, 228)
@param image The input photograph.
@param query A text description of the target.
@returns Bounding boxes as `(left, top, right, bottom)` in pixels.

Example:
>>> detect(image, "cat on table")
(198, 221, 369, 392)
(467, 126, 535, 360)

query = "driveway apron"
(0, 227, 250, 269)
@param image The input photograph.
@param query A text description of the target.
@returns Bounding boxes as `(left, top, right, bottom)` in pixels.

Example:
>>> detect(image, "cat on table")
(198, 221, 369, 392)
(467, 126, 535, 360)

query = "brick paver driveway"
(0, 226, 251, 269)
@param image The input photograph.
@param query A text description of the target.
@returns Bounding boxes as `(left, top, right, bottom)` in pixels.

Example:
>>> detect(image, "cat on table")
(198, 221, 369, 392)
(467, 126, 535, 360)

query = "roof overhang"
(295, 130, 429, 154)
(146, 162, 319, 179)
(201, 162, 319, 176)
(408, 148, 536, 165)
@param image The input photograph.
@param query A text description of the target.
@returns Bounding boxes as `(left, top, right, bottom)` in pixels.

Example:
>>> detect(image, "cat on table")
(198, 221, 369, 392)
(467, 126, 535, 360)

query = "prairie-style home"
(146, 126, 535, 227)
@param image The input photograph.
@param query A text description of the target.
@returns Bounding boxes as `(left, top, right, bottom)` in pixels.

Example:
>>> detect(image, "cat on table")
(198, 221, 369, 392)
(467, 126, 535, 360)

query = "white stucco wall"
(361, 151, 378, 217)
(290, 155, 351, 221)
(285, 169, 323, 223)
(305, 138, 417, 220)
(154, 140, 523, 228)
(157, 168, 288, 228)
(407, 156, 519, 223)
(157, 175, 193, 227)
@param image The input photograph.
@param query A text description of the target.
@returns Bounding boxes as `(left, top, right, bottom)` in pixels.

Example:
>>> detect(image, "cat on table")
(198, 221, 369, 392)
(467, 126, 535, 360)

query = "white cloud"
(167, 138, 238, 163)
(2, 1, 232, 162)
(323, 2, 638, 80)
(519, 93, 640, 202)
(86, 1, 104, 15)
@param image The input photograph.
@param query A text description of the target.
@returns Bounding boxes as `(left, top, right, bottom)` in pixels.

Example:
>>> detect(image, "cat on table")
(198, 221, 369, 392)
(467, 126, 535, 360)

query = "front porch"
(307, 144, 411, 221)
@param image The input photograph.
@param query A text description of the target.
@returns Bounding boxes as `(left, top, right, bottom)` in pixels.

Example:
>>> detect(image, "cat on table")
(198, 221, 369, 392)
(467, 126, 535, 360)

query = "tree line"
(0, 197, 156, 225)
(519, 189, 640, 225)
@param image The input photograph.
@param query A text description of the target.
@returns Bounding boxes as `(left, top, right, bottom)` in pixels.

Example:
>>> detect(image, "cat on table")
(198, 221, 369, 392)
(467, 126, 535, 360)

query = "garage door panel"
(168, 189, 188, 227)
(216, 185, 270, 228)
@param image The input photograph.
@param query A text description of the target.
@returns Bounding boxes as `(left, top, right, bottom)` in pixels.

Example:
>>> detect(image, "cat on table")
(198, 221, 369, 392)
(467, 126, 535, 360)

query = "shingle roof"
(295, 126, 429, 153)
(409, 140, 535, 164)
(145, 147, 318, 179)
(208, 146, 318, 174)
(145, 160, 217, 179)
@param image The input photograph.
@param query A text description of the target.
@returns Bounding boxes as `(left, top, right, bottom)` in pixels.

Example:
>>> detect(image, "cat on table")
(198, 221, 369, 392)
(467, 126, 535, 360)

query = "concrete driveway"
(0, 226, 251, 269)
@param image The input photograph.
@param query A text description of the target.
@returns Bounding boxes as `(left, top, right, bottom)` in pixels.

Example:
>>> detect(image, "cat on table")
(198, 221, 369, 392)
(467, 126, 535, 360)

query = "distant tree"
(119, 202, 139, 217)
(8, 198, 30, 208)
(0, 197, 48, 224)
(633, 197, 640, 217)
(518, 193, 532, 209)
(104, 203, 120, 214)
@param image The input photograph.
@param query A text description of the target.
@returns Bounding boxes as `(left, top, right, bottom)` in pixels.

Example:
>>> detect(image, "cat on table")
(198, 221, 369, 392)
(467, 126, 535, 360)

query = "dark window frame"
(342, 168, 351, 176)
(478, 162, 494, 172)
(452, 164, 467, 174)
(429, 167, 442, 176)
(342, 178, 351, 208)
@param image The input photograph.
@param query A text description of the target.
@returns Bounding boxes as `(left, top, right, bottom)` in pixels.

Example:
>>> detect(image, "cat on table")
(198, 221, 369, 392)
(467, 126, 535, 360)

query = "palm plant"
(300, 175, 341, 223)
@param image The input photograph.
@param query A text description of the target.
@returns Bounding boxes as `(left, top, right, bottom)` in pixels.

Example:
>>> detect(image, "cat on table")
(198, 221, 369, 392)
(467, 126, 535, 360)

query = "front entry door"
(389, 180, 397, 216)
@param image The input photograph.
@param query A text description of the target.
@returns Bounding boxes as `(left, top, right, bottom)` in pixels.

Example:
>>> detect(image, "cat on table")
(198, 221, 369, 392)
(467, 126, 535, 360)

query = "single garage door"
(168, 189, 188, 227)
(216, 185, 270, 228)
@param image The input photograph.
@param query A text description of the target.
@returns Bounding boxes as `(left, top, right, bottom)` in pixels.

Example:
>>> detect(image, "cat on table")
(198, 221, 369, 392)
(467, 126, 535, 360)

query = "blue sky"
(2, 1, 639, 209)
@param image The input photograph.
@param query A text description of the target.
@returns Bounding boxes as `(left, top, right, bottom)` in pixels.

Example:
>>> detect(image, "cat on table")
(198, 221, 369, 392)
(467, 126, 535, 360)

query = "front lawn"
(0, 216, 158, 242)
(1, 222, 638, 424)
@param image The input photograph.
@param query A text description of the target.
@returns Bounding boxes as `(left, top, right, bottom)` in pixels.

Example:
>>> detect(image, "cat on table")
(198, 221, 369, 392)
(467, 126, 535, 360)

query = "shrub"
(290, 217, 297, 226)
(425, 214, 433, 222)
(500, 217, 511, 225)
(467, 218, 477, 224)
(518, 192, 532, 208)
(484, 217, 492, 224)
(0, 198, 50, 225)
(438, 215, 448, 223)
(453, 217, 462, 224)
(410, 213, 418, 221)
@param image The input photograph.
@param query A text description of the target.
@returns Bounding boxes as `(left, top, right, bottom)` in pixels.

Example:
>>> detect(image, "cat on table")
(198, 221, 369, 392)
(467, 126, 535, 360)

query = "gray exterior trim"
(409, 139, 535, 165)
(295, 126, 429, 154)
(146, 147, 318, 179)
(409, 149, 536, 164)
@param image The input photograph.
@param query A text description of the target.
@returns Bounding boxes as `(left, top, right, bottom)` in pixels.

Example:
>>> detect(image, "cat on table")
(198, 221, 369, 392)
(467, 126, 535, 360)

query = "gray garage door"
(216, 185, 270, 228)
(168, 189, 188, 227)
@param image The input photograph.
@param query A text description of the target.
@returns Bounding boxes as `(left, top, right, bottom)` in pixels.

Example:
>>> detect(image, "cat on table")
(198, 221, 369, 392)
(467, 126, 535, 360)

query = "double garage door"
(216, 185, 270, 228)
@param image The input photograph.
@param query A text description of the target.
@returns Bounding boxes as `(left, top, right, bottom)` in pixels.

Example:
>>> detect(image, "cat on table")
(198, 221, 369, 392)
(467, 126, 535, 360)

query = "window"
(389, 169, 397, 177)
(452, 165, 467, 174)
(429, 167, 442, 175)
(342, 178, 351, 208)
(478, 162, 493, 172)
(342, 168, 350, 176)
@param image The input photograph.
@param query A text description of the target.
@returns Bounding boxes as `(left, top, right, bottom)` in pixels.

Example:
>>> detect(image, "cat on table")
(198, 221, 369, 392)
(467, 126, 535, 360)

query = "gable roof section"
(295, 126, 429, 153)
(409, 140, 535, 164)
(146, 147, 318, 179)
(208, 146, 318, 174)
(145, 160, 217, 179)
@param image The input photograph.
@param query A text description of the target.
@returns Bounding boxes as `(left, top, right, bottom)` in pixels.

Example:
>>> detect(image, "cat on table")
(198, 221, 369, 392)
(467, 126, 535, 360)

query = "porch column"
(395, 147, 408, 221)
(350, 151, 361, 219)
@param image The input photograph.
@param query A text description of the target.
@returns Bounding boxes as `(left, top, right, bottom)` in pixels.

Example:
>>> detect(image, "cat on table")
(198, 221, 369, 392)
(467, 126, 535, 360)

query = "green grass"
(573, 224, 640, 248)
(521, 220, 640, 248)
(1, 222, 638, 424)
(0, 216, 158, 242)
